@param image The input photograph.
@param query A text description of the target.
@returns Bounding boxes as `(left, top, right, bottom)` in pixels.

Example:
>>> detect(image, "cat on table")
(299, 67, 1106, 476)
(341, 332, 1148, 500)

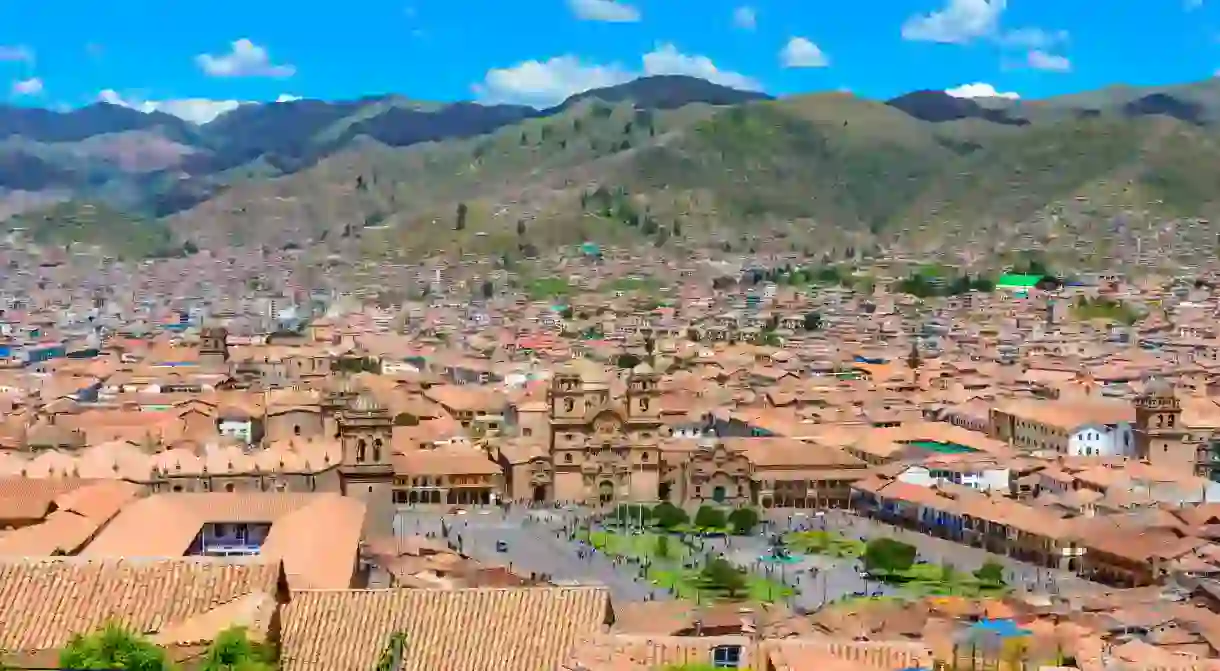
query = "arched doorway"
(712, 485, 727, 503)
(599, 480, 615, 505)
(532, 485, 547, 503)
(657, 481, 672, 501)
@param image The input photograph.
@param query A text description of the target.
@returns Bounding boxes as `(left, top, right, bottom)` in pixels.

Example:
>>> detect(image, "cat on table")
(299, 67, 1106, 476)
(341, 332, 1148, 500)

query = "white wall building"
(1066, 421, 1134, 457)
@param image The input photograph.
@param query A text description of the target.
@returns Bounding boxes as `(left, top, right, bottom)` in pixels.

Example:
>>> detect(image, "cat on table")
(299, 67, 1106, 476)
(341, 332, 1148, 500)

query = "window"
(373, 438, 384, 462)
(523, 428, 533, 437)
(712, 645, 742, 668)
(293, 424, 301, 436)
(563, 397, 575, 412)
(564, 453, 573, 463)
(225, 483, 236, 492)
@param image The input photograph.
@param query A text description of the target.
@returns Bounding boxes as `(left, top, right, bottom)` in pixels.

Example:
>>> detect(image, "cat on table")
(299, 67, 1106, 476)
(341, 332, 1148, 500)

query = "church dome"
(1143, 377, 1174, 398)
(631, 361, 655, 376)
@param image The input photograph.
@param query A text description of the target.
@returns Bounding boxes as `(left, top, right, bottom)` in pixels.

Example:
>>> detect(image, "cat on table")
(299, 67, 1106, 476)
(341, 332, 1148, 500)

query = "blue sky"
(1, 0, 1218, 123)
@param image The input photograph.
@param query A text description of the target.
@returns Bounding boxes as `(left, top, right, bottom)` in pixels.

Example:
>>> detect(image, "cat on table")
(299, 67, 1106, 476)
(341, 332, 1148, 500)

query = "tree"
(862, 538, 917, 575)
(694, 505, 727, 530)
(726, 507, 760, 535)
(974, 560, 1006, 586)
(655, 534, 671, 559)
(516, 219, 526, 236)
(802, 312, 822, 331)
(616, 353, 642, 369)
(697, 557, 747, 599)
(455, 202, 468, 231)
(394, 413, 420, 426)
(375, 632, 407, 671)
(200, 626, 275, 671)
(59, 622, 174, 671)
(652, 501, 688, 529)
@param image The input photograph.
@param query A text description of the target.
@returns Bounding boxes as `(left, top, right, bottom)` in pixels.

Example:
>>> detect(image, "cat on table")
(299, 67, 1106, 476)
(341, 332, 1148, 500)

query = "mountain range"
(4, 75, 1220, 267)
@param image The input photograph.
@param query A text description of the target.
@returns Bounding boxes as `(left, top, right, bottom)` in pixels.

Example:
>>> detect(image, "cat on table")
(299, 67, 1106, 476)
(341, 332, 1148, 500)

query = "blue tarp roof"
(967, 619, 1030, 638)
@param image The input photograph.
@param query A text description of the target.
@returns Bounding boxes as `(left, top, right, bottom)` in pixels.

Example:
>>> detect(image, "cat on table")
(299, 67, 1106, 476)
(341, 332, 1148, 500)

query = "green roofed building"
(996, 274, 1043, 292)
(997, 274, 1042, 289)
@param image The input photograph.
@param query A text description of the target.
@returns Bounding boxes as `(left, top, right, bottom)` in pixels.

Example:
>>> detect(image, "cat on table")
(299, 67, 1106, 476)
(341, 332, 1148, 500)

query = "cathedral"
(542, 362, 664, 503)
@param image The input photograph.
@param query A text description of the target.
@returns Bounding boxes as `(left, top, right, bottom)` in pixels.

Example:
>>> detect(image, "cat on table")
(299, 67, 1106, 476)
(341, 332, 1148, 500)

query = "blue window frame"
(712, 645, 742, 668)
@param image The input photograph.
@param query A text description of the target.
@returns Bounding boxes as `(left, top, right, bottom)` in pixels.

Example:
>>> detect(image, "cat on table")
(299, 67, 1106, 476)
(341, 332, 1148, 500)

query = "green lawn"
(585, 530, 691, 561)
(868, 563, 1011, 599)
(784, 531, 865, 558)
(583, 529, 792, 604)
(526, 277, 574, 300)
(649, 568, 794, 603)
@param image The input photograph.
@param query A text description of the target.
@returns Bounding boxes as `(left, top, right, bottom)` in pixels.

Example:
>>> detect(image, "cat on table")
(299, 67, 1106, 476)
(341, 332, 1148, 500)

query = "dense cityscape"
(6, 0, 1220, 669)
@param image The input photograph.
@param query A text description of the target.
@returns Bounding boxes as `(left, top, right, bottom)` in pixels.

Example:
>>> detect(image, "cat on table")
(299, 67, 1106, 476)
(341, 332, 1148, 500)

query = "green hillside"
(153, 83, 1220, 268)
(9, 200, 179, 259)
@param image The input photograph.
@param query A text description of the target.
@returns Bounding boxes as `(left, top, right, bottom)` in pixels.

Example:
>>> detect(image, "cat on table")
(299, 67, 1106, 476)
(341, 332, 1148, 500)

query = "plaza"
(391, 504, 1106, 612)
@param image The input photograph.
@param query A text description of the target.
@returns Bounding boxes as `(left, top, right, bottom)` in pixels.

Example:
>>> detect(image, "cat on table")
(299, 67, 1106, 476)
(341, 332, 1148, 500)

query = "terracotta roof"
(80, 493, 365, 591)
(279, 587, 610, 671)
(0, 556, 285, 653)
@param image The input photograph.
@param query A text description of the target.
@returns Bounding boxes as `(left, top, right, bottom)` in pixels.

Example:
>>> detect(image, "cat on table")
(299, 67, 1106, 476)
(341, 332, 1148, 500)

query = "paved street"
(394, 506, 668, 602)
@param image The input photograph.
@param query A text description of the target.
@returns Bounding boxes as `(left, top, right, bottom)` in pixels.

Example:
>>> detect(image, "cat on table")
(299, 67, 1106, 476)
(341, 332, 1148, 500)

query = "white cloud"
(196, 39, 295, 78)
(902, 0, 1006, 44)
(474, 44, 760, 107)
(474, 57, 633, 106)
(1187, 0, 1203, 10)
(643, 44, 762, 90)
(276, 94, 303, 103)
(1027, 50, 1071, 72)
(98, 90, 245, 124)
(11, 77, 43, 96)
(567, 0, 640, 22)
(780, 37, 829, 68)
(0, 45, 33, 63)
(945, 82, 1019, 99)
(733, 6, 757, 30)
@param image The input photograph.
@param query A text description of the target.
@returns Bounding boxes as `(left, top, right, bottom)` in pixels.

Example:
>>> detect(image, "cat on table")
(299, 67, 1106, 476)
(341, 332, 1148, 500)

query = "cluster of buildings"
(6, 245, 1220, 667)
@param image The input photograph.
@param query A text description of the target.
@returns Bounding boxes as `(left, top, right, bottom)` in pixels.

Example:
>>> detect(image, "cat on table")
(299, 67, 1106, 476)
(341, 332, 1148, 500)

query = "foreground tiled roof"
(79, 492, 365, 592)
(280, 587, 611, 671)
(0, 556, 285, 652)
